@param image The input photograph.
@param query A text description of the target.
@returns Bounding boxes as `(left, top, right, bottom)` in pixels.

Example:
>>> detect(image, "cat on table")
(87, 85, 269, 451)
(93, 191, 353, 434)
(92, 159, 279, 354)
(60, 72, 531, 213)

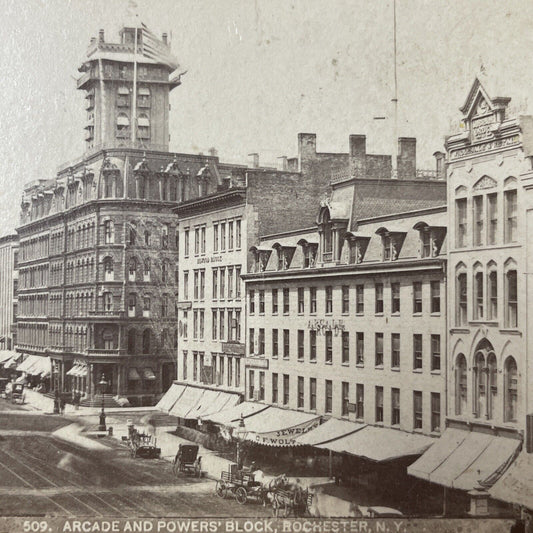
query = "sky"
(1, 0, 533, 235)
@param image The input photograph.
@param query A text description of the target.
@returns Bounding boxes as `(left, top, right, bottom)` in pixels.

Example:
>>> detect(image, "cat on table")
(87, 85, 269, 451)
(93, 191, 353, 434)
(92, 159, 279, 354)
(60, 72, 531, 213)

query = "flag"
(141, 23, 179, 70)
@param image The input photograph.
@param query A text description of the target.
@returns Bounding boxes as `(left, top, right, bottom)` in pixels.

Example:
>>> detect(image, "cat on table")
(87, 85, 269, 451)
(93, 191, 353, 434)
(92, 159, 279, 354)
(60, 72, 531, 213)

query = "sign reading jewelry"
(307, 318, 345, 336)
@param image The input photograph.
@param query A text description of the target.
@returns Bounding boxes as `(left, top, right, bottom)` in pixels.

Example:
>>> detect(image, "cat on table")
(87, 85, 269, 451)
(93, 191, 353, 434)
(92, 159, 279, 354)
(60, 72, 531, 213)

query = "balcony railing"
(88, 310, 125, 318)
(87, 348, 126, 357)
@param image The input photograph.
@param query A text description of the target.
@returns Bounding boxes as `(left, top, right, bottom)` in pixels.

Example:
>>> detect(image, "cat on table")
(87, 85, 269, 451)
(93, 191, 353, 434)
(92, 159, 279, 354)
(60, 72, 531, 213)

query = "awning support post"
(328, 450, 333, 479)
(443, 486, 447, 517)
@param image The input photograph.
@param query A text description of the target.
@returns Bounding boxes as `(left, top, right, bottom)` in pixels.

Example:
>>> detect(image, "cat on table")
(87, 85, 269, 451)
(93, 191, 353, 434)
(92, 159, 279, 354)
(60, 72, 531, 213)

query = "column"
(116, 364, 122, 396)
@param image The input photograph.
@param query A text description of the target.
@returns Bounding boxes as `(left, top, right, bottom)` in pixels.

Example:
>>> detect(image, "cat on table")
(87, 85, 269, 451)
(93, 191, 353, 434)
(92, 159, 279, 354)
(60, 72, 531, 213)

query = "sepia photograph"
(0, 0, 532, 531)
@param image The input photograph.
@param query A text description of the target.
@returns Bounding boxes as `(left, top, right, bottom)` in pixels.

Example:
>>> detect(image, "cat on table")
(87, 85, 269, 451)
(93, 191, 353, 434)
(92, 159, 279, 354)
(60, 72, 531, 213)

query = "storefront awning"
(143, 367, 156, 380)
(0, 350, 17, 364)
(296, 418, 366, 446)
(128, 367, 141, 380)
(66, 365, 80, 377)
(3, 355, 20, 369)
(490, 451, 533, 509)
(205, 400, 269, 425)
(221, 405, 322, 447)
(156, 383, 186, 413)
(169, 386, 205, 418)
(200, 391, 241, 419)
(316, 425, 434, 462)
(17, 355, 51, 376)
(408, 428, 521, 491)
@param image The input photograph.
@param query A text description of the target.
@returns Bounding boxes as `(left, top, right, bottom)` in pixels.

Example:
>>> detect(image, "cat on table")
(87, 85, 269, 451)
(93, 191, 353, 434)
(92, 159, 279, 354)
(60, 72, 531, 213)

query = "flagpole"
(391, 0, 398, 179)
(131, 18, 139, 146)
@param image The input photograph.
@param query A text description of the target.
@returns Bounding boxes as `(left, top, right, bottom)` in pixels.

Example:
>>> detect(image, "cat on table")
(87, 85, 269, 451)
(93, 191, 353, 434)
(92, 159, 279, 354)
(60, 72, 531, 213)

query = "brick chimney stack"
(397, 137, 416, 180)
(98, 29, 105, 43)
(248, 153, 259, 168)
(433, 151, 445, 179)
(277, 156, 288, 171)
(349, 134, 367, 178)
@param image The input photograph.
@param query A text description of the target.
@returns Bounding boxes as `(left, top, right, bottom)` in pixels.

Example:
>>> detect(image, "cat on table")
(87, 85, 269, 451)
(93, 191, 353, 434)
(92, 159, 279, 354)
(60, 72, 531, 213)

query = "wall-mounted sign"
(243, 357, 269, 369)
(307, 319, 345, 336)
(197, 256, 223, 265)
(450, 135, 520, 160)
(222, 342, 246, 355)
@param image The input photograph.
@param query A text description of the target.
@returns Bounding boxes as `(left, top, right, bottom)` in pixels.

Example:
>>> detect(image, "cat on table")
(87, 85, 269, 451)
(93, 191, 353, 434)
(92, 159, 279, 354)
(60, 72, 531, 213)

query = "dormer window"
(345, 232, 370, 264)
(376, 228, 406, 262)
(317, 206, 348, 263)
(413, 222, 446, 258)
(249, 246, 272, 273)
(273, 244, 296, 271)
(298, 239, 318, 269)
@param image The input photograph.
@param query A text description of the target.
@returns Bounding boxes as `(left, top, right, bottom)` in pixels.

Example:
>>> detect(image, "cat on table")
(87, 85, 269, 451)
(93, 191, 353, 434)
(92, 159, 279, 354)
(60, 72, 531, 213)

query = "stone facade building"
(0, 234, 19, 351)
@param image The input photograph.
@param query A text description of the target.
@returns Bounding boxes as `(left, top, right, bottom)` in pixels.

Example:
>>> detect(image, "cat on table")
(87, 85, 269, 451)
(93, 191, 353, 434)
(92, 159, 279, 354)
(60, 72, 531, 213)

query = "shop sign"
(450, 135, 520, 160)
(307, 318, 345, 336)
(222, 342, 245, 355)
(197, 256, 222, 265)
(246, 417, 321, 447)
(243, 357, 268, 369)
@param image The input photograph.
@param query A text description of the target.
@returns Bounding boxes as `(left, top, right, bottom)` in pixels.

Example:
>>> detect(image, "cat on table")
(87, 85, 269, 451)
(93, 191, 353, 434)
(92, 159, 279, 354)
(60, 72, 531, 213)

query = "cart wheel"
(215, 480, 227, 499)
(235, 487, 247, 505)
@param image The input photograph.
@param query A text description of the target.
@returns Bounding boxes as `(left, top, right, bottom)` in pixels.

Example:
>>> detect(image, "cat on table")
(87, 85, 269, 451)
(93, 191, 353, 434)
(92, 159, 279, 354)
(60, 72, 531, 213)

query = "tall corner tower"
(77, 25, 182, 152)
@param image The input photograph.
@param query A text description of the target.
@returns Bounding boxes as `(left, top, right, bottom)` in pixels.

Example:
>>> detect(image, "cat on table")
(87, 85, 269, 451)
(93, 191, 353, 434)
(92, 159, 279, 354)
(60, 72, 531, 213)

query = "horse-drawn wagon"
(172, 444, 202, 477)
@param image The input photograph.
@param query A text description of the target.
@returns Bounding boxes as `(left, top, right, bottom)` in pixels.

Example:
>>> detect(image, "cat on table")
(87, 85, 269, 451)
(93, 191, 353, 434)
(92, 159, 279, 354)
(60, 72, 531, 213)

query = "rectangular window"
(457, 273, 468, 326)
(219, 268, 225, 299)
(183, 271, 189, 300)
(342, 331, 349, 364)
(488, 193, 498, 245)
(342, 382, 349, 417)
(272, 373, 278, 403)
(283, 288, 290, 314)
(325, 330, 333, 363)
(194, 228, 200, 255)
(391, 282, 400, 314)
(473, 195, 484, 246)
(193, 271, 199, 300)
(356, 332, 364, 365)
(420, 229, 431, 258)
(212, 310, 217, 340)
(505, 189, 517, 243)
(375, 386, 383, 423)
(391, 388, 400, 425)
(310, 287, 317, 314)
(259, 371, 265, 401)
(413, 334, 423, 370)
(414, 391, 423, 429)
(489, 270, 498, 320)
(356, 384, 364, 419)
(272, 329, 278, 357)
(297, 376, 304, 409)
(183, 311, 188, 339)
(227, 267, 234, 299)
(298, 330, 304, 360)
(199, 310, 204, 340)
(342, 285, 349, 314)
(310, 330, 317, 362)
(325, 286, 333, 314)
(235, 310, 241, 341)
(474, 271, 484, 320)
(325, 380, 332, 413)
(193, 310, 198, 339)
(249, 289, 255, 314)
(506, 270, 518, 328)
(236, 219, 242, 249)
(375, 332, 383, 367)
(431, 281, 441, 313)
(184, 229, 189, 257)
(219, 309, 224, 340)
(356, 284, 364, 314)
(183, 351, 188, 380)
(235, 266, 241, 298)
(249, 328, 255, 354)
(228, 221, 234, 250)
(272, 289, 278, 314)
(298, 287, 305, 314)
(310, 378, 317, 410)
(283, 329, 290, 359)
(456, 198, 467, 248)
(213, 223, 219, 252)
(283, 374, 289, 405)
(248, 370, 254, 399)
(212, 269, 218, 299)
(391, 333, 400, 368)
(201, 226, 206, 254)
(220, 222, 226, 251)
(375, 283, 383, 314)
(258, 328, 265, 355)
(200, 270, 205, 300)
(431, 392, 441, 432)
(413, 282, 422, 314)
(259, 290, 265, 314)
(431, 334, 441, 371)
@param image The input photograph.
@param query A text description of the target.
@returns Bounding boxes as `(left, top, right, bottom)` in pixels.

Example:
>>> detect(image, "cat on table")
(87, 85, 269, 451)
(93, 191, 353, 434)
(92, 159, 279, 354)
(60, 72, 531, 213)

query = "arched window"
(128, 293, 137, 318)
(504, 357, 518, 422)
(104, 220, 114, 244)
(487, 353, 497, 420)
(488, 263, 498, 320)
(128, 258, 137, 281)
(142, 329, 151, 354)
(473, 267, 484, 320)
(455, 354, 467, 415)
(137, 113, 150, 139)
(116, 112, 130, 139)
(102, 328, 114, 350)
(456, 264, 467, 326)
(161, 261, 168, 283)
(137, 87, 150, 108)
(473, 351, 486, 418)
(143, 258, 151, 281)
(323, 210, 333, 261)
(103, 257, 114, 281)
(127, 329, 136, 354)
(505, 268, 518, 328)
(103, 291, 113, 312)
(129, 223, 137, 245)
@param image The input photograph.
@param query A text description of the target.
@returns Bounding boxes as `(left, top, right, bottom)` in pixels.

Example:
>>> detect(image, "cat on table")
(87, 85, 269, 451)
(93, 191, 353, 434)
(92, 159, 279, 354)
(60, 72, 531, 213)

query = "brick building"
(0, 234, 19, 351)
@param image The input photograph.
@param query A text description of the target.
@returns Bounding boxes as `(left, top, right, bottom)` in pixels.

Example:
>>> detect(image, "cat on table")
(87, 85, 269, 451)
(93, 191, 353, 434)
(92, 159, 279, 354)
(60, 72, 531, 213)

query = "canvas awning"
(17, 355, 51, 376)
(3, 355, 20, 369)
(138, 87, 150, 95)
(66, 365, 80, 377)
(138, 117, 150, 127)
(142, 367, 156, 380)
(169, 386, 205, 418)
(118, 86, 130, 95)
(205, 400, 270, 425)
(199, 391, 241, 419)
(315, 425, 433, 462)
(0, 350, 17, 364)
(156, 383, 187, 413)
(117, 115, 130, 126)
(188, 389, 241, 420)
(295, 418, 366, 446)
(408, 428, 522, 491)
(128, 368, 141, 380)
(490, 451, 533, 509)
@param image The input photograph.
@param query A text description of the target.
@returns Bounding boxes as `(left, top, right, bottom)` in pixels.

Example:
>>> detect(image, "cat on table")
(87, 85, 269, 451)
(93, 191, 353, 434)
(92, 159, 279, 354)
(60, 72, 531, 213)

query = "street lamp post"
(235, 414, 246, 469)
(98, 373, 108, 432)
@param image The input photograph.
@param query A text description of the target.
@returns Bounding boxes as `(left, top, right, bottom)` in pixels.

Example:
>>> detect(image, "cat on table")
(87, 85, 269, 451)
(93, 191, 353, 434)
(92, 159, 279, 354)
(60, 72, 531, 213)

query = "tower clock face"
(476, 98, 489, 115)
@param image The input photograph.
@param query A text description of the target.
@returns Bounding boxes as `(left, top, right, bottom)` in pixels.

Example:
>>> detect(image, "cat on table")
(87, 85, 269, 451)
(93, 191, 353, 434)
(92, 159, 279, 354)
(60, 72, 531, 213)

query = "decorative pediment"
(164, 157, 183, 176)
(102, 157, 120, 173)
(196, 161, 211, 179)
(455, 185, 467, 195)
(473, 175, 497, 190)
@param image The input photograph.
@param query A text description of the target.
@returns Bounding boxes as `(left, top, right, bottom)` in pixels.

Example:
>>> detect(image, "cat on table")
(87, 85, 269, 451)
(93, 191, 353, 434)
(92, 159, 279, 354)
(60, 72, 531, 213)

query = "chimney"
(248, 153, 259, 168)
(90, 37, 96, 45)
(98, 29, 105, 43)
(162, 33, 168, 45)
(208, 147, 218, 157)
(397, 137, 416, 180)
(349, 134, 366, 178)
(433, 151, 445, 179)
(277, 156, 288, 171)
